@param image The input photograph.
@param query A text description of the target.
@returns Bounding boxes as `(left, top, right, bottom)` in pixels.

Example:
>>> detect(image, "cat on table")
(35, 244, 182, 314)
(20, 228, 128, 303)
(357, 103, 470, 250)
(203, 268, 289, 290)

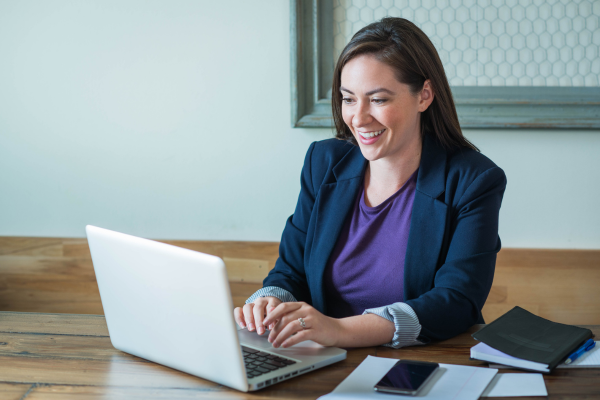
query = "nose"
(352, 100, 373, 128)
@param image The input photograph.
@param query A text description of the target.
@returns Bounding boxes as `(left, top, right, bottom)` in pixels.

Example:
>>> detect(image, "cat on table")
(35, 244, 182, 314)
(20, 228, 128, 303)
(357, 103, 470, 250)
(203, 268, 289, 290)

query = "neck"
(366, 135, 422, 192)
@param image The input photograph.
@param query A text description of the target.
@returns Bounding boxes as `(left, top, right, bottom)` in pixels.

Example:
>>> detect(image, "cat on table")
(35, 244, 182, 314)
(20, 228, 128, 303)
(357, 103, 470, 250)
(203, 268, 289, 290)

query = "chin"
(356, 145, 383, 162)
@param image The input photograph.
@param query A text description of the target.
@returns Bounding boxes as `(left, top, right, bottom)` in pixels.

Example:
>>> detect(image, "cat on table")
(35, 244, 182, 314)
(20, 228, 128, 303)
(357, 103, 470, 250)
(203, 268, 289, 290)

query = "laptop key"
(255, 366, 270, 373)
(262, 364, 278, 371)
(265, 360, 285, 368)
(251, 370, 263, 376)
(242, 346, 260, 354)
(242, 347, 297, 369)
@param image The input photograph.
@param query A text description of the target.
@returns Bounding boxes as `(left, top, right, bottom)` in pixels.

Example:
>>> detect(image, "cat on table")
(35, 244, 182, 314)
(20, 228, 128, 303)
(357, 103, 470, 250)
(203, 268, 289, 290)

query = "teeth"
(358, 129, 385, 139)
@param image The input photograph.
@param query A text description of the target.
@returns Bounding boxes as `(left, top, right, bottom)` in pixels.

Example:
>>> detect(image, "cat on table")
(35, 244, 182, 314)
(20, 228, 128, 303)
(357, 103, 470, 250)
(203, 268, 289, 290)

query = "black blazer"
(263, 134, 507, 342)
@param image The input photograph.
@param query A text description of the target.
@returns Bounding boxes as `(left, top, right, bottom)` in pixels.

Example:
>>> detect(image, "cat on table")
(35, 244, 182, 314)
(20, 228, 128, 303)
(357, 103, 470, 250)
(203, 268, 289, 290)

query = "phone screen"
(375, 360, 439, 393)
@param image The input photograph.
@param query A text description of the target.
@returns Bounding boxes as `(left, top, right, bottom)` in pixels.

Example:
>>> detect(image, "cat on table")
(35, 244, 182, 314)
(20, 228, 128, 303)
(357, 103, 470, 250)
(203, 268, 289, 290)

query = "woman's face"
(340, 54, 433, 162)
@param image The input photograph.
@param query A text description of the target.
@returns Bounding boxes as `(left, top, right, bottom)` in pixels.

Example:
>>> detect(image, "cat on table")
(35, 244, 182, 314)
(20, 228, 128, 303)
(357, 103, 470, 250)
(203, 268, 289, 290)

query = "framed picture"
(290, 0, 600, 129)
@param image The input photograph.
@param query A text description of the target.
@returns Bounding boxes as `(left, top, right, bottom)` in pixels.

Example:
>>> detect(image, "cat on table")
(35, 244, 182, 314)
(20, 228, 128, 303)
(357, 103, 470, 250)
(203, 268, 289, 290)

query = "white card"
(481, 373, 548, 397)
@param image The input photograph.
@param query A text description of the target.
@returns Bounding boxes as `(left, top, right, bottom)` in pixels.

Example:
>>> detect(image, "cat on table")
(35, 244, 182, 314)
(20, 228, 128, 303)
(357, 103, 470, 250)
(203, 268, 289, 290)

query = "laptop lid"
(86, 225, 248, 392)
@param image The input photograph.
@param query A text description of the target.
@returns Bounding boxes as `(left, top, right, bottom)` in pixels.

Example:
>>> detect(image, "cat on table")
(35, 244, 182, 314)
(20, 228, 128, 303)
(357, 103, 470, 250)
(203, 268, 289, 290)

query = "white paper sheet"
(318, 356, 497, 400)
(481, 373, 548, 397)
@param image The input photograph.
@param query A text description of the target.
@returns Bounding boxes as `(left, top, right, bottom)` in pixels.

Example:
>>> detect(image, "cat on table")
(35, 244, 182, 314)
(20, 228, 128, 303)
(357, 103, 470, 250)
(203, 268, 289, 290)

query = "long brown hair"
(332, 17, 478, 152)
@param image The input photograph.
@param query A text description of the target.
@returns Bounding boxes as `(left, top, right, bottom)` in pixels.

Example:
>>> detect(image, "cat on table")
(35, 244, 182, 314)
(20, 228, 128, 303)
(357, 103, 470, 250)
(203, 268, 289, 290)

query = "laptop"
(86, 225, 346, 392)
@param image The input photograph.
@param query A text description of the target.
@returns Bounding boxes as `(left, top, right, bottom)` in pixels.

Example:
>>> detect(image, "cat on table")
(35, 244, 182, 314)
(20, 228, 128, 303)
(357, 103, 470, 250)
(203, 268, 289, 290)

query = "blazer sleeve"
(405, 166, 507, 342)
(261, 142, 317, 303)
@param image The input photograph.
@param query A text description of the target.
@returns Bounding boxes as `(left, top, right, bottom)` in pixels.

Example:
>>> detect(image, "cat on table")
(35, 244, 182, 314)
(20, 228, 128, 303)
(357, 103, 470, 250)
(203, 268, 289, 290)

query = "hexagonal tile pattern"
(333, 0, 600, 86)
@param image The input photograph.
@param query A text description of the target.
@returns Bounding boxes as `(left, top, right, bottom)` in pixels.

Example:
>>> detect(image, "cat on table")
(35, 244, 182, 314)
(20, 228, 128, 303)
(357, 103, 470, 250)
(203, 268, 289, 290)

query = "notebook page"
(490, 341, 600, 369)
(560, 341, 600, 367)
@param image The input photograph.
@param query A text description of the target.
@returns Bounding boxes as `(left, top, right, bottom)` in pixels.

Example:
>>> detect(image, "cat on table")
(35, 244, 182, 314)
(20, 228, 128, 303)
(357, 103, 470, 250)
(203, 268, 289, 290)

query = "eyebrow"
(340, 86, 396, 96)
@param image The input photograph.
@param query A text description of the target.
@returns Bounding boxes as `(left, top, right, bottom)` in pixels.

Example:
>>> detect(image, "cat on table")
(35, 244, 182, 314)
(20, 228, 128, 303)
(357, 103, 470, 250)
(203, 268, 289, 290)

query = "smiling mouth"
(358, 129, 385, 139)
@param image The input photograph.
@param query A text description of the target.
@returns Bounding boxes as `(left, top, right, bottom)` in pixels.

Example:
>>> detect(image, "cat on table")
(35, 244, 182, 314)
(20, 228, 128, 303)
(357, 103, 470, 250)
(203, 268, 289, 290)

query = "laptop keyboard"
(242, 346, 297, 379)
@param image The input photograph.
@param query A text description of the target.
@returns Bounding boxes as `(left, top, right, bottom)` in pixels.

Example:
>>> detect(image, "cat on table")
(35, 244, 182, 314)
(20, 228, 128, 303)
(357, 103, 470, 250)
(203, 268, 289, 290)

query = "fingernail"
(272, 342, 279, 348)
(238, 322, 246, 329)
(248, 323, 255, 331)
(257, 327, 264, 335)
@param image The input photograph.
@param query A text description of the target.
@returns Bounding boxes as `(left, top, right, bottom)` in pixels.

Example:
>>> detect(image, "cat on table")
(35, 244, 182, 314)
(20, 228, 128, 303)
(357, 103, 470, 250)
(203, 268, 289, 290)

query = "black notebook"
(472, 306, 594, 372)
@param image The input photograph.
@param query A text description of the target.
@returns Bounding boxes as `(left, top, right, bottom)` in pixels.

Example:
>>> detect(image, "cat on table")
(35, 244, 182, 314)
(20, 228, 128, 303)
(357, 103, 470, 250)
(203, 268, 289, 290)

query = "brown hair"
(332, 17, 478, 152)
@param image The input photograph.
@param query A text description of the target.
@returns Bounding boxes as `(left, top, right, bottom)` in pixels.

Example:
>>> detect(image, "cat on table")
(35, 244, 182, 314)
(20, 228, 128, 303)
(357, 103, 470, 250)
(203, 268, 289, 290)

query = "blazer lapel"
(404, 135, 448, 301)
(308, 146, 367, 313)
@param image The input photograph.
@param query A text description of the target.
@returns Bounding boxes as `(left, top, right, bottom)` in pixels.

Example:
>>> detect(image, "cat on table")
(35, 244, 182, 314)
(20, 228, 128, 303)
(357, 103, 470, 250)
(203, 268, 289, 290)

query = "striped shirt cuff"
(363, 302, 424, 348)
(245, 286, 297, 304)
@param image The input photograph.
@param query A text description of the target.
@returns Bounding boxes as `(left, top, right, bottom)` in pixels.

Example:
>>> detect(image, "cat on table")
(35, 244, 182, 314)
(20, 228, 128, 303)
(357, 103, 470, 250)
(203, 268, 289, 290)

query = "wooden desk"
(0, 312, 597, 399)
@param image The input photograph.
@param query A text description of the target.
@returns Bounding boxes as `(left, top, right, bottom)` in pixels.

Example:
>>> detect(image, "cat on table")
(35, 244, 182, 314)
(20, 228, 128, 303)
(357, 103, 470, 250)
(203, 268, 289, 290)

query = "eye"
(372, 98, 388, 105)
(342, 97, 354, 105)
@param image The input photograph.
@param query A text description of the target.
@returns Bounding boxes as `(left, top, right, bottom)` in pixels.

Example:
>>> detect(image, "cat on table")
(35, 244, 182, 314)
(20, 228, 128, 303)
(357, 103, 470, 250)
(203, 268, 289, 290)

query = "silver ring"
(298, 317, 306, 329)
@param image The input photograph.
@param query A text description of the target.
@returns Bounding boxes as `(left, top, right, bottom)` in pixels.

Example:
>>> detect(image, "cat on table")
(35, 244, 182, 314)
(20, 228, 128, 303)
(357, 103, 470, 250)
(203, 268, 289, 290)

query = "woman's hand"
(233, 296, 282, 335)
(262, 302, 342, 348)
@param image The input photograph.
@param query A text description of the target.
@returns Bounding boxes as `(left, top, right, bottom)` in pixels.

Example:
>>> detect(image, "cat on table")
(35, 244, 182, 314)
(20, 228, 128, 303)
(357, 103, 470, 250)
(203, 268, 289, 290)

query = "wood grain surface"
(0, 237, 599, 325)
(0, 312, 597, 399)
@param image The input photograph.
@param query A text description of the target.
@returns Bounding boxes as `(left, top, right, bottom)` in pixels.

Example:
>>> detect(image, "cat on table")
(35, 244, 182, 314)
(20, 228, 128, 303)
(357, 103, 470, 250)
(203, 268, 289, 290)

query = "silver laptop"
(86, 225, 346, 392)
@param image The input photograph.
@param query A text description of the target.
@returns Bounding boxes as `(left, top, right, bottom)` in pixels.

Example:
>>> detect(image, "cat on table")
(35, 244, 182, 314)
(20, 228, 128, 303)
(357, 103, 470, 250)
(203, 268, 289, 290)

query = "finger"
(263, 302, 302, 326)
(268, 309, 305, 343)
(242, 303, 256, 331)
(233, 307, 245, 329)
(253, 299, 268, 335)
(272, 318, 305, 348)
(267, 297, 282, 309)
(267, 314, 287, 343)
(281, 329, 311, 348)
(266, 303, 279, 331)
(266, 305, 276, 318)
(267, 300, 282, 318)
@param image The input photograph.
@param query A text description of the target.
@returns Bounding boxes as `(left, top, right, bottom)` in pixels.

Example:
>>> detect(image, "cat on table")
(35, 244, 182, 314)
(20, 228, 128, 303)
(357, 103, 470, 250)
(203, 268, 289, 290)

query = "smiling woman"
(332, 18, 477, 153)
(234, 18, 507, 349)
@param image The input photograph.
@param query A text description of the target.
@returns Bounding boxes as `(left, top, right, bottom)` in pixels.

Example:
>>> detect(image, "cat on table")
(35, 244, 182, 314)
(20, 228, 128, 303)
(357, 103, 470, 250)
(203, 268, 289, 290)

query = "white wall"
(467, 130, 600, 249)
(0, 1, 598, 249)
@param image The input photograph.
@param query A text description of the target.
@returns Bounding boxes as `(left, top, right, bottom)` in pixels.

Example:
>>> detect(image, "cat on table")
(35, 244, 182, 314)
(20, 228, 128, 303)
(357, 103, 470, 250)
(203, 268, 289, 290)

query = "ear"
(418, 80, 435, 112)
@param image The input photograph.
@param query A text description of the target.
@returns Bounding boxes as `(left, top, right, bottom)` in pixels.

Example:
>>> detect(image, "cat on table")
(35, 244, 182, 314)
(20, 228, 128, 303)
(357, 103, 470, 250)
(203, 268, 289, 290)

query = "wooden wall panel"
(61, 238, 277, 283)
(0, 237, 598, 325)
(481, 249, 600, 324)
(0, 237, 272, 314)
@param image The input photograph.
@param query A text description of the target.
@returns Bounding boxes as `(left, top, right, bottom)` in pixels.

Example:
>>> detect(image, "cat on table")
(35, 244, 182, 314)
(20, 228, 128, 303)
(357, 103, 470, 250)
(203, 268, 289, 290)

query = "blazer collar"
(330, 134, 447, 199)
(332, 144, 367, 182)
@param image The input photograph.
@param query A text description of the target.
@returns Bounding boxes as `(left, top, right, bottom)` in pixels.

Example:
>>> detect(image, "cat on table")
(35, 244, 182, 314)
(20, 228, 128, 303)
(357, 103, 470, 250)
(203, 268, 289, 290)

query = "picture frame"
(290, 0, 600, 129)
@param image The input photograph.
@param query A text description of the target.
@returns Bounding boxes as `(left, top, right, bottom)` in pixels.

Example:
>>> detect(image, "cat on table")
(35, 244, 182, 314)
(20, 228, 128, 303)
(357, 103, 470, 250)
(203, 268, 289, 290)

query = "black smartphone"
(374, 360, 440, 396)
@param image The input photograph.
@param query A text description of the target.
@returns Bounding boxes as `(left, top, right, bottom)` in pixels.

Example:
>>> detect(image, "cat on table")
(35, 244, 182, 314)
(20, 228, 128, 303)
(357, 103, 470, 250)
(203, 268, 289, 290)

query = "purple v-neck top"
(323, 170, 418, 319)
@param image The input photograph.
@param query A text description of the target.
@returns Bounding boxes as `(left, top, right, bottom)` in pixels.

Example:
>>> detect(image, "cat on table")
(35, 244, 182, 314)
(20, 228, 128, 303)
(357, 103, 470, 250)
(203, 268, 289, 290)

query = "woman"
(234, 18, 506, 349)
